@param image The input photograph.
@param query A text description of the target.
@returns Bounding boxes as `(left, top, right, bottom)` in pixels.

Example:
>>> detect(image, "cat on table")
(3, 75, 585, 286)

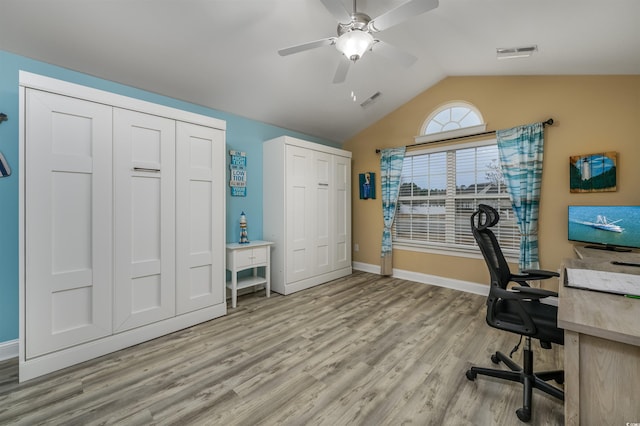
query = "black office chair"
(465, 204, 564, 423)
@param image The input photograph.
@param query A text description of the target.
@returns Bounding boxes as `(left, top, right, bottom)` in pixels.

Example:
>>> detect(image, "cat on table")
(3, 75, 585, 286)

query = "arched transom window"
(416, 101, 486, 144)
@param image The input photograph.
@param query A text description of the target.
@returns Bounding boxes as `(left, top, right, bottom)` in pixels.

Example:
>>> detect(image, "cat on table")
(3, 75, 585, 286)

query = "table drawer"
(251, 246, 267, 264)
(233, 246, 267, 268)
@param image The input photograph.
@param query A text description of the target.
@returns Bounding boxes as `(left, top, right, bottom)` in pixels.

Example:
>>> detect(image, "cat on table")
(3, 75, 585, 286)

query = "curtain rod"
(375, 118, 554, 154)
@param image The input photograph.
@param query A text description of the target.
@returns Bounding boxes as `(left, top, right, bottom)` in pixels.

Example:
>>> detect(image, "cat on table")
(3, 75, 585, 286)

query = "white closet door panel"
(51, 155, 92, 173)
(285, 145, 315, 282)
(176, 122, 225, 314)
(333, 155, 351, 270)
(314, 151, 332, 275)
(114, 109, 176, 332)
(25, 89, 113, 358)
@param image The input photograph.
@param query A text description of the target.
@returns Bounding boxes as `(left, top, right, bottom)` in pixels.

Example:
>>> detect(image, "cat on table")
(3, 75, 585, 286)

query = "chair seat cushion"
(494, 299, 564, 345)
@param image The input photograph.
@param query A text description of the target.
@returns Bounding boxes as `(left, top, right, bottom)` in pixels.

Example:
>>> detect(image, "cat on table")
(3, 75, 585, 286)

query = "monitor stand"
(584, 244, 632, 253)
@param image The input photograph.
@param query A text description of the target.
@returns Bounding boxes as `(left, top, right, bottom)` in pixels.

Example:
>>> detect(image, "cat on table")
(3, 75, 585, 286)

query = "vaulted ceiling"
(1, 0, 639, 143)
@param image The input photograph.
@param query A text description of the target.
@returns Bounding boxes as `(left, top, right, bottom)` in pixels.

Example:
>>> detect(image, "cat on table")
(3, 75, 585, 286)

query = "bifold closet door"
(25, 89, 113, 358)
(314, 151, 332, 276)
(113, 109, 176, 332)
(176, 122, 225, 314)
(285, 145, 316, 283)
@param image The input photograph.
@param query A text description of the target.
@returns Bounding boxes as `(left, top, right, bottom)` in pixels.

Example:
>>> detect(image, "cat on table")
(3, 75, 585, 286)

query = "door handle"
(133, 167, 161, 173)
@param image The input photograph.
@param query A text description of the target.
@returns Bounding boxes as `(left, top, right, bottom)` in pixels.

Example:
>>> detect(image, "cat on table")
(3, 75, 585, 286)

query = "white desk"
(558, 246, 640, 425)
(226, 240, 273, 308)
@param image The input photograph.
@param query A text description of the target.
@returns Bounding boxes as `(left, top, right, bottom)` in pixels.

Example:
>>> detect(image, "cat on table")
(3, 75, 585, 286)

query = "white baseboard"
(351, 261, 558, 306)
(352, 261, 380, 274)
(393, 267, 489, 296)
(0, 339, 18, 361)
(353, 261, 489, 296)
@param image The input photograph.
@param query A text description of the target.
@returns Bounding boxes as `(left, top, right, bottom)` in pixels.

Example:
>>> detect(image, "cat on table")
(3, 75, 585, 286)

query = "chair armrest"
(509, 269, 560, 283)
(488, 287, 538, 335)
(492, 286, 556, 302)
(511, 286, 558, 299)
(521, 269, 560, 277)
(492, 286, 544, 301)
(510, 269, 559, 285)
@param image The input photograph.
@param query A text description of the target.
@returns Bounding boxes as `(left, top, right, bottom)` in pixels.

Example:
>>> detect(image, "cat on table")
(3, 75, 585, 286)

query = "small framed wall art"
(229, 150, 247, 196)
(359, 172, 375, 199)
(569, 151, 617, 193)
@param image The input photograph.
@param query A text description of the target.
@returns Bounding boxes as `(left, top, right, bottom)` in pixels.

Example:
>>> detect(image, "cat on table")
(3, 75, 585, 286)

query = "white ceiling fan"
(278, 0, 439, 83)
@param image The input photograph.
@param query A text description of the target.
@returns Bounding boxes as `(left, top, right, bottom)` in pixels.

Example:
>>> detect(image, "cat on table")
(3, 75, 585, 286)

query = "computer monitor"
(568, 205, 640, 251)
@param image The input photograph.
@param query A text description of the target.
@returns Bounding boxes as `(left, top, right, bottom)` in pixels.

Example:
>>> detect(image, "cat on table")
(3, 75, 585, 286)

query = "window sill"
(392, 242, 520, 264)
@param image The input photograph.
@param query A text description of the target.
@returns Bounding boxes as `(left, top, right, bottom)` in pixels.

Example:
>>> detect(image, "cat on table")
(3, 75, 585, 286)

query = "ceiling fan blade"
(278, 38, 336, 56)
(320, 0, 352, 23)
(372, 40, 417, 68)
(368, 0, 439, 32)
(333, 59, 350, 84)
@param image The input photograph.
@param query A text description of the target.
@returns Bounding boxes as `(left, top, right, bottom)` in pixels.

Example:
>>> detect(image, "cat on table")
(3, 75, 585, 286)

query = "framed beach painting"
(569, 151, 617, 193)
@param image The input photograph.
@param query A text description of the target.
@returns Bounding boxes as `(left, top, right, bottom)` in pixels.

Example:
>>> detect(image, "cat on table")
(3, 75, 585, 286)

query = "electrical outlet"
(354, 243, 359, 252)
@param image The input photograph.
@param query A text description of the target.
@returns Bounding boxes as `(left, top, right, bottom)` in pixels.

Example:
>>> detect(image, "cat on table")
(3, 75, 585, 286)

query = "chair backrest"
(471, 204, 563, 342)
(470, 204, 512, 290)
(471, 204, 533, 334)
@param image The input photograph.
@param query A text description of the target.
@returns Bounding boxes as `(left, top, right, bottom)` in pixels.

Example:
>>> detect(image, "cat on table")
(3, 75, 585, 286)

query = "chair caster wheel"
(465, 370, 477, 381)
(491, 353, 500, 364)
(516, 408, 531, 422)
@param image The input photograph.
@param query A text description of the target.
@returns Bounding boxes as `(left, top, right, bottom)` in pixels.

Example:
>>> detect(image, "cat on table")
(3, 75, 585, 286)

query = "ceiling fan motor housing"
(337, 12, 371, 36)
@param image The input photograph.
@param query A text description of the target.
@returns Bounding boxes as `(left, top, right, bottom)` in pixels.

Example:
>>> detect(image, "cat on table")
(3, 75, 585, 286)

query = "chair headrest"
(474, 204, 500, 230)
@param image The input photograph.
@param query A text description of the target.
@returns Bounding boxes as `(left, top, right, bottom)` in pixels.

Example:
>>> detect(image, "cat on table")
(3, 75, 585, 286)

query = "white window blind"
(393, 140, 519, 256)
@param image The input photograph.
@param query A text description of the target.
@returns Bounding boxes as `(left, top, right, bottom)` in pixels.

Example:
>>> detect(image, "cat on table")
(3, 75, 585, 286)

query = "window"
(423, 103, 483, 134)
(394, 103, 518, 258)
(415, 101, 486, 144)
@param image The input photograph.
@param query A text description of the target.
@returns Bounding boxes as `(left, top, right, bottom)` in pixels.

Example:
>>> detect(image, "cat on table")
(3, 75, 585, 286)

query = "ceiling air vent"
(360, 91, 381, 108)
(496, 45, 538, 59)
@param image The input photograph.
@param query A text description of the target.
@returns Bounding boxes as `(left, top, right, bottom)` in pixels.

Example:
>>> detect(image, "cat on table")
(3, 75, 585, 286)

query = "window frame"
(392, 138, 519, 263)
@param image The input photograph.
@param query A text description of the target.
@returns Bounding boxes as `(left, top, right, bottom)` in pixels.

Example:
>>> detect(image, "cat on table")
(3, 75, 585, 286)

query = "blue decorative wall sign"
(229, 150, 247, 197)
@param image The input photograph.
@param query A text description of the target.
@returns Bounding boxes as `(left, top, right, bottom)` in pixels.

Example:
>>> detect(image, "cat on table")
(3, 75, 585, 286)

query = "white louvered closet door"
(176, 121, 225, 314)
(113, 108, 176, 332)
(25, 89, 113, 358)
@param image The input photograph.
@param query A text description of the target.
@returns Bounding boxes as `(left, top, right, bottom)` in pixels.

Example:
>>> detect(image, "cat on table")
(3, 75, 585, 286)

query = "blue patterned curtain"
(496, 122, 545, 270)
(380, 147, 406, 275)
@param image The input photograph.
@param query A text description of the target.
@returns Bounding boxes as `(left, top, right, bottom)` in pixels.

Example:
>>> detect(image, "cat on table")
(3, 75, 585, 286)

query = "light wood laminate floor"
(0, 272, 563, 425)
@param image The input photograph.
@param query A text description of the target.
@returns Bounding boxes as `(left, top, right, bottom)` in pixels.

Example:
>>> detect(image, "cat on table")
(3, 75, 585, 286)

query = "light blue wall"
(0, 50, 339, 344)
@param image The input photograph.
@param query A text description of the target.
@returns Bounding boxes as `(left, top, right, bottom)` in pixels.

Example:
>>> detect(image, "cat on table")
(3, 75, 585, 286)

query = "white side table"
(225, 240, 274, 308)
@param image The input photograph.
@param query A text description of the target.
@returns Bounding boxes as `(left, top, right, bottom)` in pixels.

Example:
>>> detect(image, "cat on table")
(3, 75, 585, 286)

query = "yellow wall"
(344, 75, 640, 291)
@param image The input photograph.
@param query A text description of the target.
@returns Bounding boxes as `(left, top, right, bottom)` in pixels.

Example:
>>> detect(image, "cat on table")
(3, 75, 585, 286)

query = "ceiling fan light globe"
(335, 30, 373, 62)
